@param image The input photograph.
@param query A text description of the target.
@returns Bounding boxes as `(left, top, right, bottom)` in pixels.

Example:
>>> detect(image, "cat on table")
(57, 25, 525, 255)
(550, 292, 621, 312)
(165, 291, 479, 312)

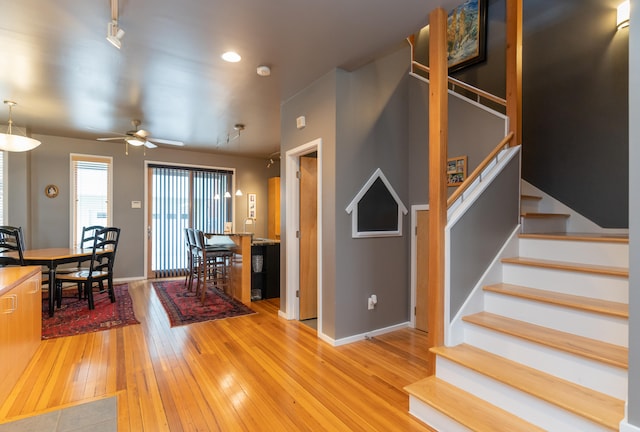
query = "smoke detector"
(256, 65, 271, 77)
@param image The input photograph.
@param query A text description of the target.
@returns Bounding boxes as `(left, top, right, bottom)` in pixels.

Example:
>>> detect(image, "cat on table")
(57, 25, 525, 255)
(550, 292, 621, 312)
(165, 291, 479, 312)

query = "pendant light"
(0, 101, 41, 152)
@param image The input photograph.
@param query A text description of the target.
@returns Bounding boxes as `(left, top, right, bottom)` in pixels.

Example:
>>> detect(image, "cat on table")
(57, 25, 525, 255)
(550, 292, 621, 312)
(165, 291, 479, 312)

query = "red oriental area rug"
(42, 284, 139, 340)
(152, 280, 255, 327)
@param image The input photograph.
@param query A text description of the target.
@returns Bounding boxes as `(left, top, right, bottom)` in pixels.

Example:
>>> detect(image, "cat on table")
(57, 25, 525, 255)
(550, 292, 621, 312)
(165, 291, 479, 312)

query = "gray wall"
(8, 134, 278, 279)
(334, 48, 411, 339)
(521, 0, 629, 228)
(627, 0, 638, 427)
(449, 153, 520, 317)
(280, 47, 414, 340)
(280, 70, 338, 337)
(408, 78, 507, 206)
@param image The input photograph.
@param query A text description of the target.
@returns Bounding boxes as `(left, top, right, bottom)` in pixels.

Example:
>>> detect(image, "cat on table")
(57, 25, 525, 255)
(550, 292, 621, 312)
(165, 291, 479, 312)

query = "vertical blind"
(150, 165, 233, 277)
(71, 155, 112, 247)
(0, 152, 4, 225)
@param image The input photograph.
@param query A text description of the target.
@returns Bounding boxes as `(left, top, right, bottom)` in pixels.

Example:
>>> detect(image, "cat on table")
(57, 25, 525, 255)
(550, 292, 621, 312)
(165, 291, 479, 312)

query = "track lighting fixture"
(266, 151, 280, 168)
(107, 20, 125, 49)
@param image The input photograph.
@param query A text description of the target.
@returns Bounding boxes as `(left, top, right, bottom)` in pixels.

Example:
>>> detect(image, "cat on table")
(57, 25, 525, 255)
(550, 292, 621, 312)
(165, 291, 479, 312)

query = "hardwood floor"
(0, 279, 434, 431)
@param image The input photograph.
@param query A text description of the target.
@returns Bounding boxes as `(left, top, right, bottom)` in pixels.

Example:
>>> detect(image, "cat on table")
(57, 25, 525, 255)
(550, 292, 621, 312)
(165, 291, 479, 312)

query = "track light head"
(107, 20, 125, 49)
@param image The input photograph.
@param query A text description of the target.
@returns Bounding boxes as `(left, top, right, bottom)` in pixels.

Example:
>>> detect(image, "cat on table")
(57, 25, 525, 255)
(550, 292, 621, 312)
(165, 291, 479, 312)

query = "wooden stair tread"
(519, 232, 629, 243)
(520, 212, 570, 218)
(520, 194, 542, 201)
(404, 376, 545, 432)
(463, 311, 628, 368)
(501, 256, 628, 277)
(431, 344, 625, 430)
(484, 283, 628, 318)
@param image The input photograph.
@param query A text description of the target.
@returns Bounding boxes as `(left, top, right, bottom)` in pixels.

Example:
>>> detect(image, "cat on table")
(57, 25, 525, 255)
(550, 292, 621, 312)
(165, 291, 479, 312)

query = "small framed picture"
(45, 184, 59, 198)
(247, 193, 257, 219)
(447, 156, 467, 186)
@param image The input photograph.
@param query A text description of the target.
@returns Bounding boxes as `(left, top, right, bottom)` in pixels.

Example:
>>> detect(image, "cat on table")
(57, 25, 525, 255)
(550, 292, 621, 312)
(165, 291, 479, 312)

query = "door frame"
(284, 138, 323, 334)
(410, 204, 429, 328)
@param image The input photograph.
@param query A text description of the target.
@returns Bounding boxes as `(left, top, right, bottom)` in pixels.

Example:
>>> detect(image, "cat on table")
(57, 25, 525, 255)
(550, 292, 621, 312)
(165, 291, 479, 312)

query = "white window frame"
(69, 153, 113, 247)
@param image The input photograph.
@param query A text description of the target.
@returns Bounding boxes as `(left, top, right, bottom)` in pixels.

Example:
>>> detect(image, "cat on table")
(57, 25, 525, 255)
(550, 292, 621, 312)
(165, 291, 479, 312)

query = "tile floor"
(0, 396, 116, 432)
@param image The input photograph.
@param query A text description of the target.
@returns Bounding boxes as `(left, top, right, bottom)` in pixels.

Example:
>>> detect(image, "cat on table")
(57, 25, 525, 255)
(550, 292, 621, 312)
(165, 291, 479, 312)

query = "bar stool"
(193, 229, 233, 305)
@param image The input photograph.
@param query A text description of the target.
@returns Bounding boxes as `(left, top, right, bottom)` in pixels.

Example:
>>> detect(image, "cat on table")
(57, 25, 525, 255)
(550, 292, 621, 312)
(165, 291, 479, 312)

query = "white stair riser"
(464, 324, 627, 399)
(519, 238, 629, 267)
(484, 293, 628, 346)
(520, 199, 541, 214)
(502, 264, 628, 303)
(436, 357, 613, 432)
(408, 397, 472, 432)
(520, 217, 567, 234)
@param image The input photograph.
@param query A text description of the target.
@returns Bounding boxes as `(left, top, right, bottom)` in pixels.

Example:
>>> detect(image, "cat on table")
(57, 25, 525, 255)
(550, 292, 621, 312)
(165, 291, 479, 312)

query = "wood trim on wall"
(426, 6, 448, 376)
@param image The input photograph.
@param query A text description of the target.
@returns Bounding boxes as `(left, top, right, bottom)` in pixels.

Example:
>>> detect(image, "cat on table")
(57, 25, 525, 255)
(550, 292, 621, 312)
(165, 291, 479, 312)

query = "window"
(71, 154, 112, 247)
(0, 151, 4, 225)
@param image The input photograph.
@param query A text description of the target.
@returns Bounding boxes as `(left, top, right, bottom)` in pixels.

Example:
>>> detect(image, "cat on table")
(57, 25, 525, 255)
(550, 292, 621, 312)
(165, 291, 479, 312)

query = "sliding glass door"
(148, 164, 233, 278)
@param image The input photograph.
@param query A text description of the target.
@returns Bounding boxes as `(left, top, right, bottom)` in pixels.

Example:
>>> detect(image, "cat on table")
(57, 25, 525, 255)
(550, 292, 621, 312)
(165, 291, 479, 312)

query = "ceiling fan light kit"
(0, 100, 41, 152)
(96, 119, 183, 154)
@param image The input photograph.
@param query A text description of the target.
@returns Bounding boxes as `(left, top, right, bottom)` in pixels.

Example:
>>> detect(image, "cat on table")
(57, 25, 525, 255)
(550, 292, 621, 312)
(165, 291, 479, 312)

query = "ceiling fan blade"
(148, 138, 184, 146)
(144, 141, 158, 149)
(136, 129, 151, 138)
(97, 136, 125, 141)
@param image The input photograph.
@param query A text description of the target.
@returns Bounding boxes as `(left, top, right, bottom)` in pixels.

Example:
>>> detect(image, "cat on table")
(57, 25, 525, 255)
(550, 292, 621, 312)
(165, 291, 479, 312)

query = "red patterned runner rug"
(42, 283, 139, 340)
(151, 279, 255, 327)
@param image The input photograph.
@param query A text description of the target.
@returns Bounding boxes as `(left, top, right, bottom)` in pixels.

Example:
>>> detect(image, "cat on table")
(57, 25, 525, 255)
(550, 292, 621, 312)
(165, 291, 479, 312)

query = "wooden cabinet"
(268, 177, 280, 240)
(0, 267, 42, 405)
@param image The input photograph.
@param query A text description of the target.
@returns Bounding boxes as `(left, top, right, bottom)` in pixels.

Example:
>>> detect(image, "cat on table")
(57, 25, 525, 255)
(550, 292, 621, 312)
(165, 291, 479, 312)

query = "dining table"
(0, 247, 108, 317)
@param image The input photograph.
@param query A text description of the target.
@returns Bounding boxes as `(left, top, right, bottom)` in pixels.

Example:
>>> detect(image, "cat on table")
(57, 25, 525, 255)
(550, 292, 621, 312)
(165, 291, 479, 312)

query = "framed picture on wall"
(248, 193, 257, 219)
(447, 155, 467, 186)
(447, 0, 487, 73)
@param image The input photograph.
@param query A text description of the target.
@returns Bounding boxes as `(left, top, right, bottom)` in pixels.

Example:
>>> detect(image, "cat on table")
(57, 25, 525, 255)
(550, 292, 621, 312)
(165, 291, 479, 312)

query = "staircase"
(405, 196, 629, 431)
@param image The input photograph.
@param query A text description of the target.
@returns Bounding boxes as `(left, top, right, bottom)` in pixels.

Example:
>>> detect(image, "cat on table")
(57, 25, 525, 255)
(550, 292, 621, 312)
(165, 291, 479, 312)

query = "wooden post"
(506, 0, 523, 146)
(426, 7, 448, 376)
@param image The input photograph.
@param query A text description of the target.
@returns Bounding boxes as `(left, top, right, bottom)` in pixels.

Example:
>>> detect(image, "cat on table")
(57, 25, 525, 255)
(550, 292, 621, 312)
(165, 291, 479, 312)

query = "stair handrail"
(447, 132, 515, 208)
(410, 61, 507, 107)
(407, 36, 507, 109)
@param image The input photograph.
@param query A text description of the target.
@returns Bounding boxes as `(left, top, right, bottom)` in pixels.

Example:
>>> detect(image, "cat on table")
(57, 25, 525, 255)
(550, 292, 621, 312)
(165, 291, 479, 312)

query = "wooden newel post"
(426, 7, 448, 376)
(506, 0, 523, 147)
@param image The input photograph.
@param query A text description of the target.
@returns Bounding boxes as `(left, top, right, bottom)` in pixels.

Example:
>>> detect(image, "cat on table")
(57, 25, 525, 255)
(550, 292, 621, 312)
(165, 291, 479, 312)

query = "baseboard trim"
(328, 322, 410, 347)
(620, 420, 640, 432)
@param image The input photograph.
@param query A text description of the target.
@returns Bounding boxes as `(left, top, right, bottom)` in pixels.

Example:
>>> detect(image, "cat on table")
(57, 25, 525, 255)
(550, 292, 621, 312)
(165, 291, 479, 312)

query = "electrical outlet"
(368, 297, 375, 310)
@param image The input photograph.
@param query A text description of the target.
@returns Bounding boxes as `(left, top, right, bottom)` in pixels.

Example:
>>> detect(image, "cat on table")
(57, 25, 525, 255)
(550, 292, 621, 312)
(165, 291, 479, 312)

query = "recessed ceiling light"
(222, 51, 241, 63)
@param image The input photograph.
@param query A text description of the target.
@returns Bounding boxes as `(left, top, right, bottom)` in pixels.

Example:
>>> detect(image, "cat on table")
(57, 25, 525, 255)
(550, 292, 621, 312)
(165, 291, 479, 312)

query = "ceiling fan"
(96, 120, 184, 151)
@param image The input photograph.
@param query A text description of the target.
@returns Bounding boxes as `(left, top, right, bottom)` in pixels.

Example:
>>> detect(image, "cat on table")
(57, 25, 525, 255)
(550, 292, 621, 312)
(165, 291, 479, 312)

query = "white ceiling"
(0, 0, 458, 157)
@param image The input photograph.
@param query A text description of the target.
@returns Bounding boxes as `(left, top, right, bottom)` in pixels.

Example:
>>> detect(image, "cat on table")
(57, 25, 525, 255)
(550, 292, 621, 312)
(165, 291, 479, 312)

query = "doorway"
(285, 138, 322, 336)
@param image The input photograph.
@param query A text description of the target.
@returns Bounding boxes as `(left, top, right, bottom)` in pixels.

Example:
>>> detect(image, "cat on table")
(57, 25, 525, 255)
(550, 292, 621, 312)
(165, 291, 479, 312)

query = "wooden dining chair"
(55, 227, 121, 310)
(0, 227, 25, 266)
(56, 225, 107, 299)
